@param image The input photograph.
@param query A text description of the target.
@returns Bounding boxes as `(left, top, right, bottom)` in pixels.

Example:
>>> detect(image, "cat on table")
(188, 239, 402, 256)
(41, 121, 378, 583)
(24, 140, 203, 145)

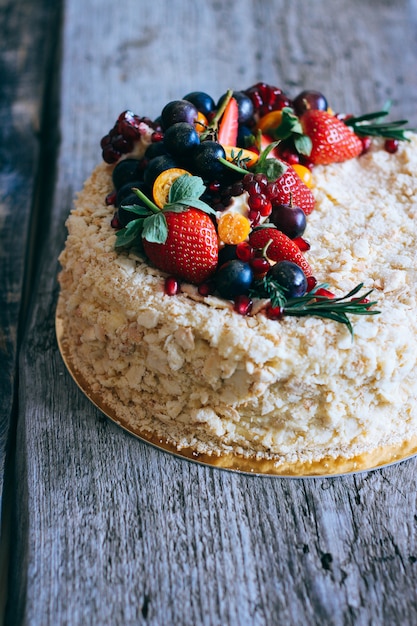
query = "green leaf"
(270, 107, 304, 139)
(115, 219, 144, 249)
(168, 174, 206, 203)
(293, 133, 312, 156)
(142, 212, 168, 244)
(169, 198, 216, 214)
(120, 203, 153, 217)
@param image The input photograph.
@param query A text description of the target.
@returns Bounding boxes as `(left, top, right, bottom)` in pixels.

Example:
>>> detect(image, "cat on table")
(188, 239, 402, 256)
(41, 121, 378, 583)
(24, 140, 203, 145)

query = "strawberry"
(142, 208, 219, 284)
(271, 164, 316, 215)
(301, 109, 363, 165)
(249, 227, 313, 277)
(218, 96, 239, 146)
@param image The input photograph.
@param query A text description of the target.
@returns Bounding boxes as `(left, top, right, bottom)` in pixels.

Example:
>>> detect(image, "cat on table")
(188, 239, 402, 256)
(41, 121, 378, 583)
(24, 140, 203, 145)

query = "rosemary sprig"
(250, 277, 380, 337)
(344, 105, 415, 141)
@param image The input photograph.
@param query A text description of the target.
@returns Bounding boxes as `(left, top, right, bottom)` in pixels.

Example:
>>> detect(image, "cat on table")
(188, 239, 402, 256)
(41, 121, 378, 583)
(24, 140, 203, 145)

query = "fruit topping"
(102, 83, 402, 333)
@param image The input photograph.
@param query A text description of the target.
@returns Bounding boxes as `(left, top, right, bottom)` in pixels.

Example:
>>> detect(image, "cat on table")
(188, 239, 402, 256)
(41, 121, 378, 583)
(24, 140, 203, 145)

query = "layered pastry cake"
(57, 84, 417, 474)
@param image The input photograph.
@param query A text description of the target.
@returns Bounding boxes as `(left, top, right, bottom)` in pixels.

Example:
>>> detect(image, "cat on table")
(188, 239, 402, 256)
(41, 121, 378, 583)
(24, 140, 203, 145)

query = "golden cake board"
(56, 313, 417, 477)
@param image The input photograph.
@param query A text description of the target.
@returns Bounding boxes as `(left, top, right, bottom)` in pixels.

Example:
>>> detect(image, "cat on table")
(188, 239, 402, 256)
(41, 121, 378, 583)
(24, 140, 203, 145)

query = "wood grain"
(0, 1, 61, 618)
(4, 0, 417, 624)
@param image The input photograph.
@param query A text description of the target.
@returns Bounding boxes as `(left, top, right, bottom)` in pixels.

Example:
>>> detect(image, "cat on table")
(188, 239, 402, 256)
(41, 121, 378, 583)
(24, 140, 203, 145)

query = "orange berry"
(255, 110, 283, 133)
(292, 164, 313, 188)
(195, 111, 208, 134)
(153, 168, 191, 208)
(222, 145, 259, 168)
(217, 212, 251, 245)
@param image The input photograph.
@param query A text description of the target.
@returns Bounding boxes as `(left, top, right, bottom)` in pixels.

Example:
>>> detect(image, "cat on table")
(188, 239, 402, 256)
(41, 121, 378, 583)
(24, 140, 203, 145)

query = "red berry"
(266, 304, 284, 320)
(384, 138, 399, 154)
(234, 295, 253, 316)
(165, 276, 180, 295)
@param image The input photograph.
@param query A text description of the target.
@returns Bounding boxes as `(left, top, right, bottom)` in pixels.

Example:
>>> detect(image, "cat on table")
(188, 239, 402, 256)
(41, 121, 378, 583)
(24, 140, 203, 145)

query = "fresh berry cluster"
(101, 83, 411, 332)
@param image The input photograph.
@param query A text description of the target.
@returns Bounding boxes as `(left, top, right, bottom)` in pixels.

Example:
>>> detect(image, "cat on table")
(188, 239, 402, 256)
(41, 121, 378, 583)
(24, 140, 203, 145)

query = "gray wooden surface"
(2, 0, 417, 624)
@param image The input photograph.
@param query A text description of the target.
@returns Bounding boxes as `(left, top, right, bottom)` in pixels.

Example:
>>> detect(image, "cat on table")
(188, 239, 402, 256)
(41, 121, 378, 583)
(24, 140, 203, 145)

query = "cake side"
(58, 136, 417, 465)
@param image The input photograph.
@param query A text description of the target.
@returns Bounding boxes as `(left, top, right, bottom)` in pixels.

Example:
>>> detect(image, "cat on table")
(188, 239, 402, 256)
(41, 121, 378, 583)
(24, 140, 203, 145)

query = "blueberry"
(218, 245, 237, 266)
(143, 154, 178, 188)
(217, 91, 254, 124)
(163, 122, 200, 158)
(191, 141, 226, 181)
(183, 91, 216, 116)
(145, 142, 168, 160)
(237, 125, 255, 150)
(214, 260, 253, 299)
(112, 159, 144, 189)
(116, 181, 147, 207)
(267, 261, 307, 298)
(117, 193, 148, 226)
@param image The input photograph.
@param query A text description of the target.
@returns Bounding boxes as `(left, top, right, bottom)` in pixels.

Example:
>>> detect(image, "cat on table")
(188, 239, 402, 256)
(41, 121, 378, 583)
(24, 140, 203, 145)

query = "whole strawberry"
(270, 165, 315, 215)
(249, 227, 313, 277)
(301, 109, 363, 165)
(143, 208, 218, 284)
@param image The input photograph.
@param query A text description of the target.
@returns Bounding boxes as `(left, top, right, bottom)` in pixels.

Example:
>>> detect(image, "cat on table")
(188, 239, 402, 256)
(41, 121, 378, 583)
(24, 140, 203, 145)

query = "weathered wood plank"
(6, 0, 417, 624)
(0, 0, 62, 617)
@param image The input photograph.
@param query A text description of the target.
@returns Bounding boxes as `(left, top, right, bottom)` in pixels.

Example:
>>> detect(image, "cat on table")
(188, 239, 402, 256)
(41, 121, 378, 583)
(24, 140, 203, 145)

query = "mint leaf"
(270, 107, 304, 139)
(294, 134, 312, 156)
(169, 175, 206, 204)
(142, 212, 168, 243)
(115, 219, 144, 249)
(164, 174, 216, 215)
(120, 203, 153, 218)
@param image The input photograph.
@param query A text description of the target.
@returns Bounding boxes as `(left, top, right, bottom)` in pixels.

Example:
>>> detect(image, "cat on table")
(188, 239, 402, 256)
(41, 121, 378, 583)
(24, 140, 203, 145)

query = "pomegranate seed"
(234, 295, 253, 316)
(306, 276, 317, 291)
(315, 287, 335, 298)
(151, 130, 164, 143)
(250, 257, 270, 274)
(164, 276, 180, 296)
(198, 282, 214, 296)
(259, 199, 272, 217)
(360, 136, 372, 154)
(266, 304, 284, 320)
(384, 138, 399, 154)
(106, 190, 117, 206)
(110, 212, 122, 229)
(209, 181, 221, 192)
(293, 237, 311, 251)
(248, 210, 261, 226)
(254, 173, 268, 189)
(236, 242, 254, 262)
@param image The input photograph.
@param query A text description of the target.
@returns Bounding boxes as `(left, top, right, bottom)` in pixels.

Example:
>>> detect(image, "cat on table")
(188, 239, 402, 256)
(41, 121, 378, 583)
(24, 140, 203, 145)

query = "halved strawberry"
(301, 109, 363, 165)
(142, 208, 218, 285)
(218, 97, 239, 146)
(249, 227, 313, 277)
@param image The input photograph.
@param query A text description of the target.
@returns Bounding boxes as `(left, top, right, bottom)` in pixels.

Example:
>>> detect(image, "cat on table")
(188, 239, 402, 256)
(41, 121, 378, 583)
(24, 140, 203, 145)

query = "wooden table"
(1, 0, 417, 624)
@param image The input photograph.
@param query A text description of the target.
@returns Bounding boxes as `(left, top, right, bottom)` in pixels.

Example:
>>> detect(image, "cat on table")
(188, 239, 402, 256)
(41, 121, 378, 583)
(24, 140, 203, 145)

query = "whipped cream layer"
(58, 136, 417, 465)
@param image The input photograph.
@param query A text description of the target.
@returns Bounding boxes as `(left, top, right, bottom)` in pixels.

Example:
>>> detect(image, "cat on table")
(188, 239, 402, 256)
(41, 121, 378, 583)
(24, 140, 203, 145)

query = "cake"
(57, 84, 417, 475)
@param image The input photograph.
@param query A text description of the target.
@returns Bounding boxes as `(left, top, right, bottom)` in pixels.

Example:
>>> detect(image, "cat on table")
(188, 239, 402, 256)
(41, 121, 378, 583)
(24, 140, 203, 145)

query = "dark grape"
(217, 91, 254, 124)
(218, 245, 238, 266)
(190, 141, 226, 180)
(269, 202, 307, 239)
(183, 91, 216, 116)
(116, 181, 147, 207)
(112, 159, 144, 189)
(214, 260, 254, 299)
(145, 142, 168, 160)
(292, 90, 328, 116)
(161, 100, 198, 129)
(163, 122, 200, 158)
(267, 261, 307, 298)
(117, 193, 148, 227)
(143, 155, 178, 188)
(237, 125, 256, 149)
